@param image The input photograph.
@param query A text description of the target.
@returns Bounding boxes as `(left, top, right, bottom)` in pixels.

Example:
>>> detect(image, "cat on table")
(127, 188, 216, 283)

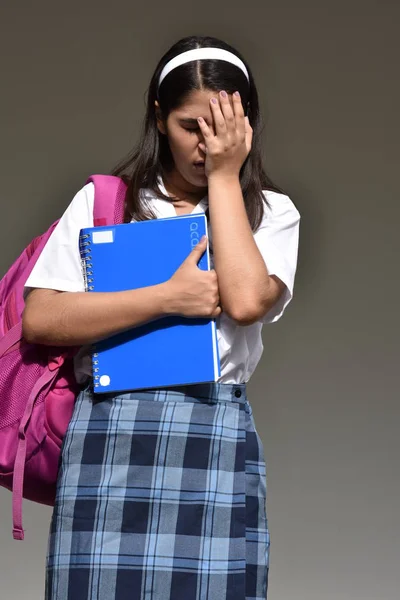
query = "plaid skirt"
(45, 383, 270, 599)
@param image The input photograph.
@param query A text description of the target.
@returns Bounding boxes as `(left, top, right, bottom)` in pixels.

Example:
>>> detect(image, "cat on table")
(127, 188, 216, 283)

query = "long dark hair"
(111, 35, 286, 230)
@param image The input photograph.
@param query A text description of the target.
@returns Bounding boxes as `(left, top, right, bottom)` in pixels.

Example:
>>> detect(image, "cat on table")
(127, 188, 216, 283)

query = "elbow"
(225, 302, 266, 327)
(22, 308, 48, 345)
(226, 289, 277, 326)
(22, 311, 39, 344)
(22, 288, 59, 345)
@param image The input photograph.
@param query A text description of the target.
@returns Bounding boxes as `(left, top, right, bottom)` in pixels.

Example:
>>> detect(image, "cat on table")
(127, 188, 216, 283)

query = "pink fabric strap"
(88, 174, 127, 225)
(12, 365, 59, 540)
(0, 322, 23, 358)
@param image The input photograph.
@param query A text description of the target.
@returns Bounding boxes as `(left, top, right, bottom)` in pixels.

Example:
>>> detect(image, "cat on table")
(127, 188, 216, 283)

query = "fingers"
(198, 142, 207, 155)
(209, 94, 229, 137)
(213, 306, 222, 318)
(244, 114, 253, 152)
(232, 91, 246, 135)
(205, 91, 246, 141)
(197, 117, 213, 143)
(215, 91, 236, 134)
(188, 235, 208, 263)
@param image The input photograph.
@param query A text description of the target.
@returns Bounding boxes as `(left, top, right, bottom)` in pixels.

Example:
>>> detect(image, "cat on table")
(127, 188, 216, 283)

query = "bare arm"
(208, 175, 284, 325)
(22, 237, 221, 347)
(22, 284, 171, 346)
(197, 93, 291, 326)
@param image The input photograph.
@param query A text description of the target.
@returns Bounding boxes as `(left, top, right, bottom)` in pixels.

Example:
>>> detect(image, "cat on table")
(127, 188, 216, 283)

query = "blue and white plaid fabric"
(45, 383, 270, 599)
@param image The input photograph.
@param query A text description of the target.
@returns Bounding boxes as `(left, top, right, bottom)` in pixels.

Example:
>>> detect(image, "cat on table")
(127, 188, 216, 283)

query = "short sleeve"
(253, 191, 300, 324)
(24, 182, 95, 297)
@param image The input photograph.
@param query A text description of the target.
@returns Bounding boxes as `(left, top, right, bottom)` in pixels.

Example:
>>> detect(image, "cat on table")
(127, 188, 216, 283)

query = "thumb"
(188, 235, 208, 263)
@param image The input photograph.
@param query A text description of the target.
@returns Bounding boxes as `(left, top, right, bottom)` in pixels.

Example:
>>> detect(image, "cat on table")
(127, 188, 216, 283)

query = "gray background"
(1, 1, 399, 598)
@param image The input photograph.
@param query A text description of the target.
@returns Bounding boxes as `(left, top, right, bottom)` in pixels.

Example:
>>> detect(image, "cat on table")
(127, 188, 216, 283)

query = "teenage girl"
(23, 35, 300, 600)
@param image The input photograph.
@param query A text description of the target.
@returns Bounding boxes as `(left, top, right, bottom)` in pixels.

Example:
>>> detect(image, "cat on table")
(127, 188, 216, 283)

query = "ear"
(155, 101, 167, 135)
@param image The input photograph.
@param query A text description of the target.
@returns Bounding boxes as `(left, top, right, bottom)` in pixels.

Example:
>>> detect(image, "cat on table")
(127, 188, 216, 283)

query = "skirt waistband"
(88, 382, 248, 406)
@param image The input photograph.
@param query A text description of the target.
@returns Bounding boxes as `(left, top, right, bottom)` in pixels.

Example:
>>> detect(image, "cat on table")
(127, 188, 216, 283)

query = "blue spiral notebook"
(79, 213, 220, 393)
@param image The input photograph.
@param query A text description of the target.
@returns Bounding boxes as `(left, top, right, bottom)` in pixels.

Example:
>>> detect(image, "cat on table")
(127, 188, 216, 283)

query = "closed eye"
(184, 127, 200, 134)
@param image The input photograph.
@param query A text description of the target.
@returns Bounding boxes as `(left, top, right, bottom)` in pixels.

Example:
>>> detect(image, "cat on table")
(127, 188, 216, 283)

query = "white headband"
(158, 48, 250, 89)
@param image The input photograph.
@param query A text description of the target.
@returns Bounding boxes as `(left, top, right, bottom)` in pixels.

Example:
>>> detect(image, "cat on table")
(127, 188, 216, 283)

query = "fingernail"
(220, 91, 227, 98)
(234, 91, 240, 97)
(211, 98, 218, 104)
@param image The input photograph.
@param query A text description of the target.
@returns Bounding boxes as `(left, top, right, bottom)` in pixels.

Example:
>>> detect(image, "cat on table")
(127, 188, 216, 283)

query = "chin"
(184, 172, 208, 189)
(192, 170, 208, 184)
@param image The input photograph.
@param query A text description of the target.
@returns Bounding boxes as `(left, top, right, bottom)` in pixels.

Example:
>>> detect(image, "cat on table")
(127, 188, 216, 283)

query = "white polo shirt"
(24, 179, 300, 384)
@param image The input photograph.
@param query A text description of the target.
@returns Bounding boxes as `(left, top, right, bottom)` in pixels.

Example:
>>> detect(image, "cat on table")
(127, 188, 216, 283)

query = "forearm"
(22, 283, 171, 346)
(207, 174, 270, 320)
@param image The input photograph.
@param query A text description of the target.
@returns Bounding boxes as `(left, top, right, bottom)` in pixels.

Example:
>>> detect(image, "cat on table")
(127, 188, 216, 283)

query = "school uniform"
(25, 177, 300, 599)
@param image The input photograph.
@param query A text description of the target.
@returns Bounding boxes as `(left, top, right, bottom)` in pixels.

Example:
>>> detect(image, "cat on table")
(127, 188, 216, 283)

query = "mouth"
(194, 162, 205, 169)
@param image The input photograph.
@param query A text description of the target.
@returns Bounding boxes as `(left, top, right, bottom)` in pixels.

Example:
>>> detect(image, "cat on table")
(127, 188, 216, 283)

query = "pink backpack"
(0, 175, 127, 540)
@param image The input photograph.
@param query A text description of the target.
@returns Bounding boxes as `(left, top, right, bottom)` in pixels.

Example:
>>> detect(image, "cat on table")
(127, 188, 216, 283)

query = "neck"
(162, 168, 208, 205)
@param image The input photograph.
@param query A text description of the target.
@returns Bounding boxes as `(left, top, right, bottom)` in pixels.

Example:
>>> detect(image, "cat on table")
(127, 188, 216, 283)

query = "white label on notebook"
(99, 375, 111, 387)
(92, 230, 114, 244)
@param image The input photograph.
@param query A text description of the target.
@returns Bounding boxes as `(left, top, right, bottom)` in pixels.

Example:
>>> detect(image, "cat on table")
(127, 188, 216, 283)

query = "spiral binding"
(79, 232, 100, 388)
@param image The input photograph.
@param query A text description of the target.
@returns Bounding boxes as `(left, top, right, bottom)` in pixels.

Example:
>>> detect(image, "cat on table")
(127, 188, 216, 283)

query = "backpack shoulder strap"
(86, 174, 128, 226)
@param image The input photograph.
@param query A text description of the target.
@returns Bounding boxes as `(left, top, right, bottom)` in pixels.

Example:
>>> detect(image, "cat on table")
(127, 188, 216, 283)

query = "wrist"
(207, 172, 241, 186)
(157, 281, 177, 317)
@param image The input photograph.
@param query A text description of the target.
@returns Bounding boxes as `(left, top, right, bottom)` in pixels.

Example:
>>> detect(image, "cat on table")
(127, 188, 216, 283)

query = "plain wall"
(1, 1, 399, 598)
